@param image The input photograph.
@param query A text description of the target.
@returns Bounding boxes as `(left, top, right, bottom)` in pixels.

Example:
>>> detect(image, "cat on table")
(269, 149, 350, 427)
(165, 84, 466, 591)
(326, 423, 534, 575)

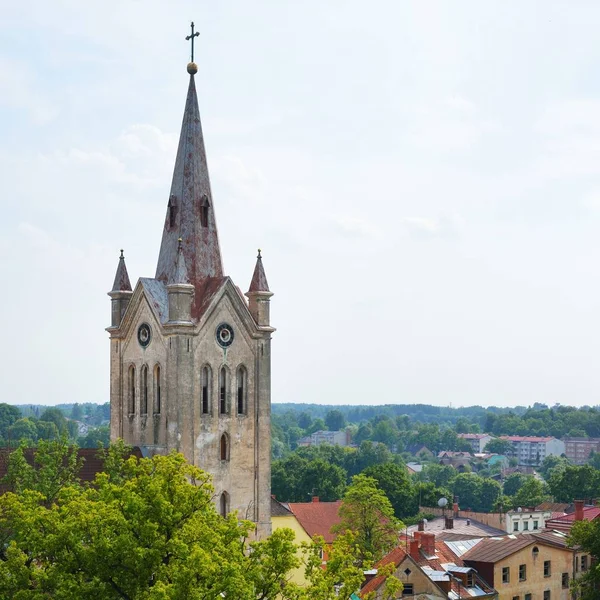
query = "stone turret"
(246, 249, 273, 327)
(108, 250, 133, 327)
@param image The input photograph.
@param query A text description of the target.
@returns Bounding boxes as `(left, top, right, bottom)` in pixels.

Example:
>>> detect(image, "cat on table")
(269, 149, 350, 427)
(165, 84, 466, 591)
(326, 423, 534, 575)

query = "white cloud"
(400, 214, 465, 237)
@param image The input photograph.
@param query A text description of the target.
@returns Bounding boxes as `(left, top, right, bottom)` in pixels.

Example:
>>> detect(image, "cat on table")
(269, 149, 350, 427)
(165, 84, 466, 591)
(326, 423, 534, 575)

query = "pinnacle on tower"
(111, 249, 132, 292)
(248, 249, 270, 293)
(170, 237, 190, 285)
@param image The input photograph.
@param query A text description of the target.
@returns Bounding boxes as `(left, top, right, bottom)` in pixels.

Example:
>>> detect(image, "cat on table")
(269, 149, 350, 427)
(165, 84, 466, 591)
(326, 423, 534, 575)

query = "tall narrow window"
(154, 364, 161, 414)
(237, 366, 247, 415)
(141, 365, 148, 415)
(219, 368, 227, 414)
(220, 433, 229, 461)
(128, 365, 136, 415)
(200, 194, 209, 227)
(168, 196, 177, 228)
(220, 491, 229, 517)
(201, 366, 211, 414)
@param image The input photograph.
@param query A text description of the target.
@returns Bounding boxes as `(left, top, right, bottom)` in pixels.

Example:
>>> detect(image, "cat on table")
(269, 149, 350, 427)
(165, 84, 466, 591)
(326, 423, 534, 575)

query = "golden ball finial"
(187, 62, 198, 75)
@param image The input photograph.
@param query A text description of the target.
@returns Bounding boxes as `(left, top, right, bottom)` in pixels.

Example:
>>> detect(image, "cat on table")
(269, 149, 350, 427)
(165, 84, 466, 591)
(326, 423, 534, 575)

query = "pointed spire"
(155, 65, 223, 287)
(171, 238, 190, 285)
(111, 249, 132, 292)
(248, 249, 270, 293)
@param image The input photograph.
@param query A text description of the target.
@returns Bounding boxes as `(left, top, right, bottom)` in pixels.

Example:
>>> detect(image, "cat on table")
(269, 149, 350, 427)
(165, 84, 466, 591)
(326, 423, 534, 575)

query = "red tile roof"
(0, 447, 143, 493)
(359, 547, 407, 597)
(545, 507, 600, 532)
(287, 500, 342, 543)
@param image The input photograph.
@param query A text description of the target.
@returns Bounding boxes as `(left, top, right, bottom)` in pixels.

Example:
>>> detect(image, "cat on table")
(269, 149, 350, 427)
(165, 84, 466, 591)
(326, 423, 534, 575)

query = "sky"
(2, 1, 600, 408)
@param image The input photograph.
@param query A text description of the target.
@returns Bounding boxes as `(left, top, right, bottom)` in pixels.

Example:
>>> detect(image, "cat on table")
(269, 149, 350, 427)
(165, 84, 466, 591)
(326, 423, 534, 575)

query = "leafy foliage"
(0, 441, 372, 599)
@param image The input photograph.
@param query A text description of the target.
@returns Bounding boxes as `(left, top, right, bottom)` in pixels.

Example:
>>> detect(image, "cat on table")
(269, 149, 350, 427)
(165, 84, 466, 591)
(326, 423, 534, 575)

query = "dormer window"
(200, 194, 210, 228)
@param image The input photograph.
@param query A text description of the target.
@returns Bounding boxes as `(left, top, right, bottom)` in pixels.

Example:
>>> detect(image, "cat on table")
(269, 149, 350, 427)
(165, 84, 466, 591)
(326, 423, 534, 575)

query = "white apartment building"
(499, 436, 565, 466)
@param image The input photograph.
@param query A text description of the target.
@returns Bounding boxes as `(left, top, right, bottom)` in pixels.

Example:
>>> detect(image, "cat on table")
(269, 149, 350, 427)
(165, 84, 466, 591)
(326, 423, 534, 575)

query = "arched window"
(219, 367, 228, 415)
(154, 364, 161, 414)
(141, 365, 148, 415)
(220, 433, 229, 461)
(128, 365, 136, 415)
(236, 366, 247, 415)
(220, 491, 229, 517)
(201, 365, 211, 414)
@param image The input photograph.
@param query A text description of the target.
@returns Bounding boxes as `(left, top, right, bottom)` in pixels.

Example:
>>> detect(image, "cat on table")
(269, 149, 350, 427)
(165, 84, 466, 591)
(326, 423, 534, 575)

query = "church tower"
(107, 47, 274, 537)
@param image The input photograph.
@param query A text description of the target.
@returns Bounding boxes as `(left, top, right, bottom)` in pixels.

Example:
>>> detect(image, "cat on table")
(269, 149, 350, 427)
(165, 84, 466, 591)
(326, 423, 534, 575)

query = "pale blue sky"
(2, 1, 600, 407)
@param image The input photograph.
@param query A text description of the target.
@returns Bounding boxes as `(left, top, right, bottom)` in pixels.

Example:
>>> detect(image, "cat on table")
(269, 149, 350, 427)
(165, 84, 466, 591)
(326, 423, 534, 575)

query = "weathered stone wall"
(110, 284, 272, 538)
(422, 506, 505, 530)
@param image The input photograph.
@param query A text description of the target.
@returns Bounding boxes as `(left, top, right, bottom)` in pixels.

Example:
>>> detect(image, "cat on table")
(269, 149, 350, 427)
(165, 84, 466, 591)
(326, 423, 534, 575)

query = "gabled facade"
(107, 60, 274, 537)
(462, 532, 587, 600)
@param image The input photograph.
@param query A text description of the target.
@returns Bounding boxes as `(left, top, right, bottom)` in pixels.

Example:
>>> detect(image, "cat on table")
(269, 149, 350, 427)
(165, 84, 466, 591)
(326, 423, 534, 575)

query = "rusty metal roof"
(248, 250, 270, 293)
(155, 71, 224, 289)
(461, 535, 534, 563)
(111, 250, 132, 292)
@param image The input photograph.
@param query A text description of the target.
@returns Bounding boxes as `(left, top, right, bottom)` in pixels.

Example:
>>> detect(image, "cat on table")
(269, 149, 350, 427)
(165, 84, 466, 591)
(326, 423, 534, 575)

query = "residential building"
(438, 450, 473, 471)
(461, 531, 587, 600)
(458, 433, 493, 453)
(499, 436, 565, 467)
(107, 59, 274, 536)
(297, 430, 351, 447)
(505, 509, 553, 534)
(360, 534, 497, 599)
(563, 437, 600, 465)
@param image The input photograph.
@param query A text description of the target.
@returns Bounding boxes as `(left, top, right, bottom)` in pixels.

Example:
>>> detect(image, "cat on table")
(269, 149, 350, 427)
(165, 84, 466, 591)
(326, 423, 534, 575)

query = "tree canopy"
(0, 441, 372, 600)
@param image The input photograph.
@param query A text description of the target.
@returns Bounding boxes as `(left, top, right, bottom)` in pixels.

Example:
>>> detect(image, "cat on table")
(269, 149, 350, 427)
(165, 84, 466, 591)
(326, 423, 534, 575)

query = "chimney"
(413, 531, 423, 543)
(312, 496, 320, 503)
(575, 500, 584, 521)
(418, 520, 425, 531)
(421, 532, 436, 557)
(445, 516, 454, 530)
(409, 539, 420, 561)
(453, 499, 459, 517)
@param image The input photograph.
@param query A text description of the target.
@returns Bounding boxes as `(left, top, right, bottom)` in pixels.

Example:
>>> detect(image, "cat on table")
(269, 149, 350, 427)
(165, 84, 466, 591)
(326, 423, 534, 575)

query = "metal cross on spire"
(185, 21, 200, 62)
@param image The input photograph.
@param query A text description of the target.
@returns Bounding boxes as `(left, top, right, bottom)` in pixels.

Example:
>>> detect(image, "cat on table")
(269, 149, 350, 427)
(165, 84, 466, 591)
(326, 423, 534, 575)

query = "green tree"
(7, 418, 38, 445)
(363, 463, 418, 519)
(0, 443, 366, 600)
(569, 519, 600, 600)
(485, 438, 513, 455)
(503, 473, 527, 497)
(548, 465, 600, 503)
(539, 454, 570, 480)
(452, 473, 482, 511)
(332, 474, 402, 567)
(325, 410, 346, 431)
(77, 426, 110, 448)
(511, 477, 549, 509)
(479, 478, 502, 512)
(0, 403, 21, 441)
(71, 403, 83, 421)
(39, 407, 68, 436)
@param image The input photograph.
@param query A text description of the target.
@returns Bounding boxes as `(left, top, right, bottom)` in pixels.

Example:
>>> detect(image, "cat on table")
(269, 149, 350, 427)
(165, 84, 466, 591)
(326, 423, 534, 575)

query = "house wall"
(486, 545, 574, 600)
(272, 514, 314, 586)
(382, 556, 445, 600)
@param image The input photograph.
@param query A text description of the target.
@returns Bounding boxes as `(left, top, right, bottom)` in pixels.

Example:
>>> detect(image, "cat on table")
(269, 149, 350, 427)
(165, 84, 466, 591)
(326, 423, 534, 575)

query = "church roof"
(155, 68, 224, 289)
(248, 250, 270, 293)
(111, 250, 132, 292)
